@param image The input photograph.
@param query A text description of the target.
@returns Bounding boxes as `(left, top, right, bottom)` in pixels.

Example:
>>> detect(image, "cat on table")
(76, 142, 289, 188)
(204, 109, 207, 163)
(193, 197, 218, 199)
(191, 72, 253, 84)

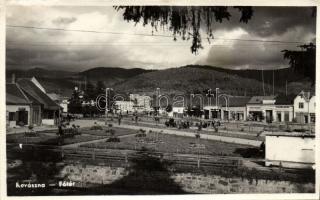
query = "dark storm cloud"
(212, 7, 316, 38)
(200, 6, 316, 69)
(201, 42, 291, 69)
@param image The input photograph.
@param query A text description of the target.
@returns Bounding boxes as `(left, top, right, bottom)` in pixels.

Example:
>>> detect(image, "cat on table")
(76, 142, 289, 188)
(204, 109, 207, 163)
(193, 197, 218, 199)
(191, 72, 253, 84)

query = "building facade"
(293, 91, 315, 123)
(129, 94, 152, 112)
(6, 83, 42, 127)
(115, 101, 134, 113)
(168, 106, 185, 118)
(246, 96, 276, 123)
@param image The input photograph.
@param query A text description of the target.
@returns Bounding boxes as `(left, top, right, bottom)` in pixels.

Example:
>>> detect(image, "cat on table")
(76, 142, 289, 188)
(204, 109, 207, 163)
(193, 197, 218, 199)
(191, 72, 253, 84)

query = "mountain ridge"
(6, 65, 313, 97)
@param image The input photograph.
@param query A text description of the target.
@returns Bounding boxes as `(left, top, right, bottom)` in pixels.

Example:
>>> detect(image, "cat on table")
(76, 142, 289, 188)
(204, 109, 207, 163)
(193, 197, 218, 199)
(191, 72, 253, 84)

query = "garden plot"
(80, 131, 251, 157)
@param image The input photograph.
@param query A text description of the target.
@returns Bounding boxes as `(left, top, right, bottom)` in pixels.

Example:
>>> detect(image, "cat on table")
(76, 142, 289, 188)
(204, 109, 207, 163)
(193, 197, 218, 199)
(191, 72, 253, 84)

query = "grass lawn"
(80, 133, 251, 156)
(81, 127, 138, 137)
(6, 132, 103, 146)
(6, 127, 141, 146)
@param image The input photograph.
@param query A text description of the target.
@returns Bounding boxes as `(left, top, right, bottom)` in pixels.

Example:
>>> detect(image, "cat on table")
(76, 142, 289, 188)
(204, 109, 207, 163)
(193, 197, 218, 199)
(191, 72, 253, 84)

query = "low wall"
(42, 119, 55, 126)
(58, 163, 314, 193)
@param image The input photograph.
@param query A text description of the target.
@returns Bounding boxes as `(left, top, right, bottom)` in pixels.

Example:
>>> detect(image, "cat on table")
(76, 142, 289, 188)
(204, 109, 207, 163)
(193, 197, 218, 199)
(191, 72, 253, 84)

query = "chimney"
(11, 73, 15, 84)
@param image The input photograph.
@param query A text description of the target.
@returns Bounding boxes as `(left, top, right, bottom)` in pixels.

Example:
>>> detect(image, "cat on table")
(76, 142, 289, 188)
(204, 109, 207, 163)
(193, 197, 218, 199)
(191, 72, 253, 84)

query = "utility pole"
(272, 70, 274, 96)
(306, 92, 311, 133)
(262, 70, 265, 96)
(105, 88, 113, 123)
(216, 88, 219, 107)
(285, 80, 288, 96)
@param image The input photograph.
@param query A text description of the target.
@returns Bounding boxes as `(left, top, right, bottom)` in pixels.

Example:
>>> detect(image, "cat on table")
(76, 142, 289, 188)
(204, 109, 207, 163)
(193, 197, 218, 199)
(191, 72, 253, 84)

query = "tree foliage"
(114, 6, 253, 54)
(282, 43, 316, 85)
(68, 88, 82, 114)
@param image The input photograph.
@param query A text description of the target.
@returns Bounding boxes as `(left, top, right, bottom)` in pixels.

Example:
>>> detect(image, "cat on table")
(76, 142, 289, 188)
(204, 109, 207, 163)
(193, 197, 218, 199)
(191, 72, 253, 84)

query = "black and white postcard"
(1, 0, 319, 199)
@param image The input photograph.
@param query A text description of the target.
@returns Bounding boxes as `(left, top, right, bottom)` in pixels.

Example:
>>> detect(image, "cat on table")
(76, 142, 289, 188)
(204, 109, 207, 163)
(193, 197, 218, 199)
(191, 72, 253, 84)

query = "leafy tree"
(68, 88, 82, 114)
(95, 80, 106, 97)
(282, 43, 316, 85)
(166, 104, 173, 113)
(114, 6, 253, 54)
(84, 81, 96, 101)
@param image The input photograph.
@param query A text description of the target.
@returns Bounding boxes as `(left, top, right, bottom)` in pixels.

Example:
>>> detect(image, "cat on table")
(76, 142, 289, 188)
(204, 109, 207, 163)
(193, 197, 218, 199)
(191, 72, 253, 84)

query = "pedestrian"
(135, 115, 138, 124)
(118, 116, 122, 126)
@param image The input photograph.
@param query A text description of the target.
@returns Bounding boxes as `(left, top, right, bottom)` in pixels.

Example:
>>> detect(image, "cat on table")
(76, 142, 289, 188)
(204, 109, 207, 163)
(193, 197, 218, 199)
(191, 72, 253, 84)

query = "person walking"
(118, 113, 122, 126)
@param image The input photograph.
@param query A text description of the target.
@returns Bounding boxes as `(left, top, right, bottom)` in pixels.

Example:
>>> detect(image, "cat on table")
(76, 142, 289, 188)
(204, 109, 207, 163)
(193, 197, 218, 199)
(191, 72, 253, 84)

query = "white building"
(265, 132, 315, 169)
(203, 105, 221, 119)
(129, 94, 152, 112)
(60, 99, 69, 113)
(246, 96, 277, 123)
(293, 91, 315, 123)
(6, 76, 60, 127)
(273, 94, 295, 122)
(168, 106, 185, 118)
(115, 101, 134, 113)
(220, 96, 250, 121)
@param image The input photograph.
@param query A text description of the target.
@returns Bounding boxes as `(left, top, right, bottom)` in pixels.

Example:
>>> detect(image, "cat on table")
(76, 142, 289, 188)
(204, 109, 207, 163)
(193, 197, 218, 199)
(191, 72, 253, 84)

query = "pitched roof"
(219, 96, 251, 107)
(275, 94, 296, 105)
(17, 79, 60, 110)
(247, 96, 275, 104)
(6, 83, 30, 105)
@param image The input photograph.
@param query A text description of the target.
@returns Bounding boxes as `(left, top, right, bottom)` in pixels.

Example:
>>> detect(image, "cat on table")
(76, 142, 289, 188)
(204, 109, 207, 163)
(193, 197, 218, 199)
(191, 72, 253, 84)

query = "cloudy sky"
(6, 6, 316, 71)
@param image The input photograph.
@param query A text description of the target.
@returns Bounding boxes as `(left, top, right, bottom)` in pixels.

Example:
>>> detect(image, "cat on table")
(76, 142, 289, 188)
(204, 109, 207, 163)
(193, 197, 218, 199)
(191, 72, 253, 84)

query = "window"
(299, 102, 304, 109)
(9, 112, 15, 121)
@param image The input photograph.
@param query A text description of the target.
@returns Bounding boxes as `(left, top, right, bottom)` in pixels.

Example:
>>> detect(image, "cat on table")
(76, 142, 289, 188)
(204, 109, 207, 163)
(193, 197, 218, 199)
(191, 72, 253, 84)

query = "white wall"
(60, 102, 68, 113)
(274, 105, 294, 122)
(265, 135, 315, 168)
(172, 107, 184, 113)
(115, 101, 134, 112)
(221, 107, 246, 121)
(42, 119, 55, 126)
(294, 95, 315, 114)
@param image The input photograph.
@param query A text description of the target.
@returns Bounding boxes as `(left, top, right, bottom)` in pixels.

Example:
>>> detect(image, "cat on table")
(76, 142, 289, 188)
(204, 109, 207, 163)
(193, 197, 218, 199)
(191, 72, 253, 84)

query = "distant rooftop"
(247, 96, 276, 104)
(275, 94, 296, 105)
(6, 83, 30, 105)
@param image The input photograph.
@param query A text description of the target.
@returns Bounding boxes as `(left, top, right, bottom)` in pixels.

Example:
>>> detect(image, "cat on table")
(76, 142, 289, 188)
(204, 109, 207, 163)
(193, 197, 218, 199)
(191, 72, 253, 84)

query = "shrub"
(106, 137, 120, 142)
(135, 133, 147, 138)
(139, 129, 146, 133)
(293, 129, 307, 132)
(105, 129, 115, 135)
(90, 125, 103, 130)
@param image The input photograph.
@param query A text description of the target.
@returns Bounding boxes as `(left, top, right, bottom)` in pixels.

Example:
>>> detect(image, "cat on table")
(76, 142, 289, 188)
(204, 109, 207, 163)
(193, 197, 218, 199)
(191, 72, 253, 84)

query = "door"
(17, 111, 28, 126)
(304, 115, 309, 123)
(204, 110, 209, 119)
(277, 112, 281, 122)
(224, 111, 229, 120)
(284, 112, 289, 122)
(266, 110, 273, 123)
